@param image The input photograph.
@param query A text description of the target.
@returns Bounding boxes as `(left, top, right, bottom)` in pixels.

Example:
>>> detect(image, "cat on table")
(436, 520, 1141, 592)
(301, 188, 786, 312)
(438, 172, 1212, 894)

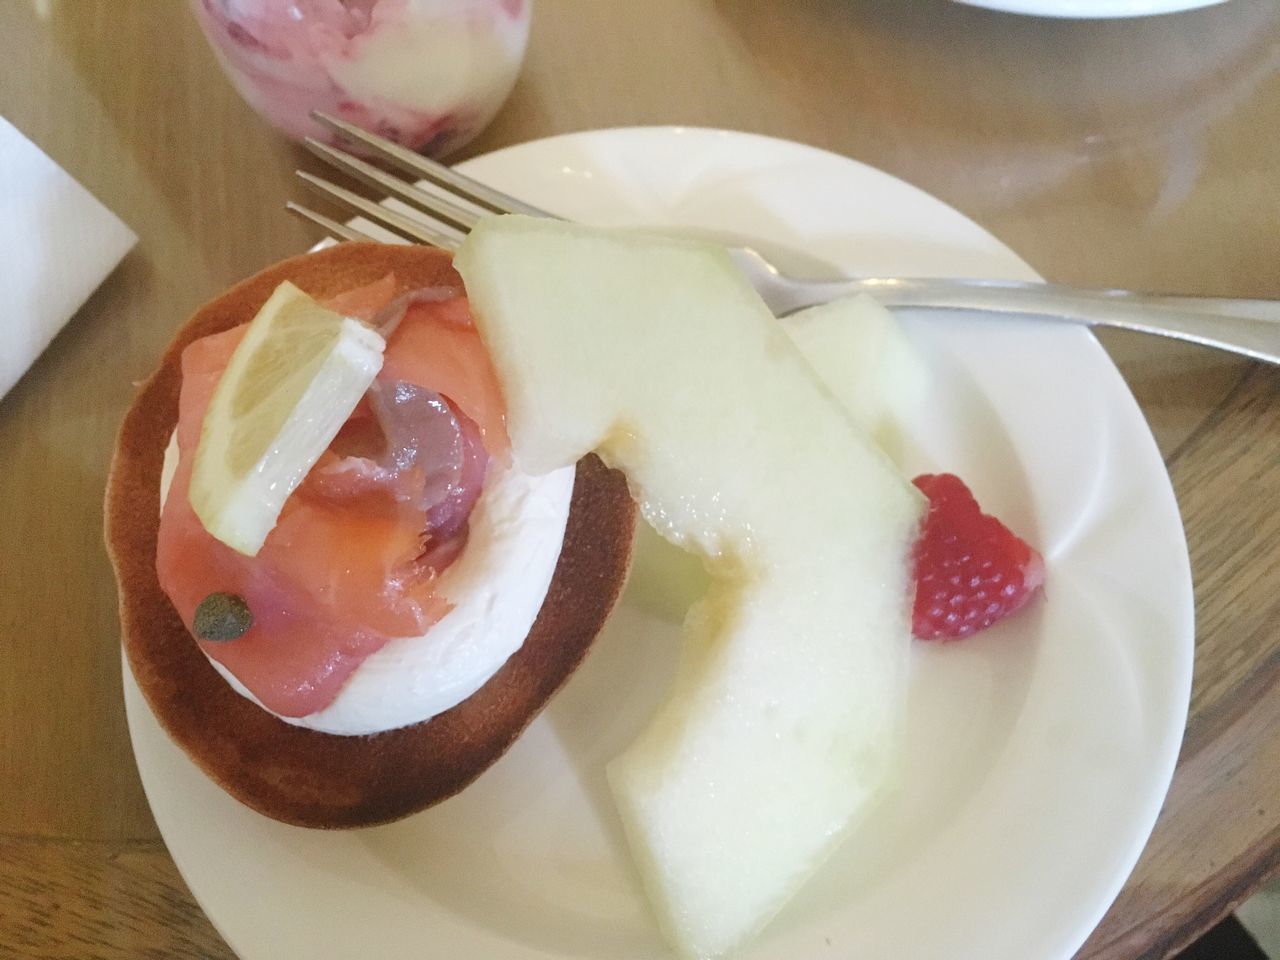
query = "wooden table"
(1, 1, 1276, 957)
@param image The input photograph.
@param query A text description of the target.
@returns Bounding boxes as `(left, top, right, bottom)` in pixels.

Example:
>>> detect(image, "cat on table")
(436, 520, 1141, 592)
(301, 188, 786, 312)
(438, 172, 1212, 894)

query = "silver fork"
(290, 112, 1280, 366)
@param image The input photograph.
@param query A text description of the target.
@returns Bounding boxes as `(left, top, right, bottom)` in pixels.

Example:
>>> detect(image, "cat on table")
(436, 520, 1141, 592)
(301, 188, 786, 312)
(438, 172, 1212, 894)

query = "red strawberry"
(910, 473, 1044, 641)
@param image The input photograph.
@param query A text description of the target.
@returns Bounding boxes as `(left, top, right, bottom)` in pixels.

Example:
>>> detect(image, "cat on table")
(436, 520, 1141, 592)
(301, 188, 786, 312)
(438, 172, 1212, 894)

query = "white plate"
(123, 127, 1194, 960)
(953, 0, 1225, 17)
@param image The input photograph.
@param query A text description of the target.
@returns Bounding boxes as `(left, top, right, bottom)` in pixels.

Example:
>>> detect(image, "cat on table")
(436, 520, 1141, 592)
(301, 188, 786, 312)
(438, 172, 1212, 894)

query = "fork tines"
(284, 201, 380, 244)
(290, 111, 550, 251)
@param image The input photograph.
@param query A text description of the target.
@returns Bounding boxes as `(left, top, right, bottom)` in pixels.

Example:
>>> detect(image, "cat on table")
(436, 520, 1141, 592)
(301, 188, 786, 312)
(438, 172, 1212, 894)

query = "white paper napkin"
(0, 116, 137, 400)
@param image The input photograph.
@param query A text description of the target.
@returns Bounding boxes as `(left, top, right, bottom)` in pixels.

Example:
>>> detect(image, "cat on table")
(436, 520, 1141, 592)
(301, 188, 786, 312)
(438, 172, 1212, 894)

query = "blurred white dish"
(953, 0, 1227, 18)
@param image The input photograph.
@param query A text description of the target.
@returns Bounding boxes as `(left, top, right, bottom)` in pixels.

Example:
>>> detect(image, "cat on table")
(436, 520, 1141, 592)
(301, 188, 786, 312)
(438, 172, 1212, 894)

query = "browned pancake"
(105, 243, 636, 829)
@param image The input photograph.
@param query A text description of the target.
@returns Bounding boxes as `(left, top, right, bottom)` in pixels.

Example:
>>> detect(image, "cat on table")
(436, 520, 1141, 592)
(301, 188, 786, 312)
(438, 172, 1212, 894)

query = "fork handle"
(820, 278, 1280, 366)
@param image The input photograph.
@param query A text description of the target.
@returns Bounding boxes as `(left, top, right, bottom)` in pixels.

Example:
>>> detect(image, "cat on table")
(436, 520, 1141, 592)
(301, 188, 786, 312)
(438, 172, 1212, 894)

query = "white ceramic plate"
(123, 127, 1194, 960)
(953, 0, 1226, 18)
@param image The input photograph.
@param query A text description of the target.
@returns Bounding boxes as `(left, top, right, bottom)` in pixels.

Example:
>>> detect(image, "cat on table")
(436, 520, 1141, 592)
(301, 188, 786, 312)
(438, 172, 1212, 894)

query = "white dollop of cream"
(324, 0, 530, 118)
(160, 433, 574, 736)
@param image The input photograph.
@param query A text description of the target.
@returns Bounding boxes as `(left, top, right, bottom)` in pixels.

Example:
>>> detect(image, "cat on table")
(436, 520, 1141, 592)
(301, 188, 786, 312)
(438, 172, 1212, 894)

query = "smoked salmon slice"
(156, 277, 508, 718)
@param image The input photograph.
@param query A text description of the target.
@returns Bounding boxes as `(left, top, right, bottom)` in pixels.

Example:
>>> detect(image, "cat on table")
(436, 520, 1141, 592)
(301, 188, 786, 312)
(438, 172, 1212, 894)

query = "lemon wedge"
(189, 281, 385, 556)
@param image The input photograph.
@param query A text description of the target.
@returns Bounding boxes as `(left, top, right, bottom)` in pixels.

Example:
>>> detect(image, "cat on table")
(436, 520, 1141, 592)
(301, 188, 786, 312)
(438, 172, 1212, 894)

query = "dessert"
(911, 473, 1045, 640)
(106, 242, 635, 828)
(108, 216, 1045, 953)
(782, 292, 929, 449)
(455, 216, 923, 959)
(191, 0, 531, 155)
(628, 293, 928, 625)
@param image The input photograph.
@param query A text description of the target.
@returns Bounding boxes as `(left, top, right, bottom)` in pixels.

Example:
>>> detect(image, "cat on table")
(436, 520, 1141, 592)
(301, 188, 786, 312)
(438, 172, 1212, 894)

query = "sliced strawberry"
(910, 473, 1044, 641)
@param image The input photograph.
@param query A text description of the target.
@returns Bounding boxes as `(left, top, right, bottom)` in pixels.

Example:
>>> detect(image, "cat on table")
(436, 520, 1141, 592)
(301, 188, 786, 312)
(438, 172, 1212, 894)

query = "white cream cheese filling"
(161, 432, 575, 736)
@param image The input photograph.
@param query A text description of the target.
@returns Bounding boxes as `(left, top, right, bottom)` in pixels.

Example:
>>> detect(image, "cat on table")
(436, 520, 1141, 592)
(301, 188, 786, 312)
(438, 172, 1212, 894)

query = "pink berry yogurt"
(191, 0, 531, 156)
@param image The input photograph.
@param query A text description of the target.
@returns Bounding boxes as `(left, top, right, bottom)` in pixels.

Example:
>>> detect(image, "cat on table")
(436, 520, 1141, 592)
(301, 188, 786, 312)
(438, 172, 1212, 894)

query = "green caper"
(193, 592, 253, 642)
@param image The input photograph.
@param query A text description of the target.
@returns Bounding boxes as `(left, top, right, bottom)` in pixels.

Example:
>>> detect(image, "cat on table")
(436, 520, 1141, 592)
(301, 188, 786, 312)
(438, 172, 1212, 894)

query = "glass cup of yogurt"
(191, 0, 531, 156)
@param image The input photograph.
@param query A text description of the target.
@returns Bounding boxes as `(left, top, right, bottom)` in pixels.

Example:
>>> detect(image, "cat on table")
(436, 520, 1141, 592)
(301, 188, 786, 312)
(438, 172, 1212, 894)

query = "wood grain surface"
(0, 0, 1277, 957)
